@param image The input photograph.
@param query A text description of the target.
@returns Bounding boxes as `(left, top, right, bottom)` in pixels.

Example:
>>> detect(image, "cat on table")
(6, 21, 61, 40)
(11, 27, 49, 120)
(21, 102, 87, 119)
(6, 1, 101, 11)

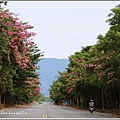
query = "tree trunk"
(69, 95, 72, 106)
(102, 88, 105, 110)
(77, 95, 80, 107)
(80, 96, 83, 108)
(0, 94, 2, 104)
(118, 89, 120, 111)
(3, 93, 5, 104)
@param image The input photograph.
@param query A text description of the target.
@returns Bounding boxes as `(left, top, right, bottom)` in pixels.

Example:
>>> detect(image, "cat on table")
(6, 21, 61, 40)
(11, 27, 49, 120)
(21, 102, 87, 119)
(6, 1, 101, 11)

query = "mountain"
(37, 58, 69, 97)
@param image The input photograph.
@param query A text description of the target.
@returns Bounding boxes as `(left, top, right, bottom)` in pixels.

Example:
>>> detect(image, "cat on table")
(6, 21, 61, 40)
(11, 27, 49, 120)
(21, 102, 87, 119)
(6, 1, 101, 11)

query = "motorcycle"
(89, 106, 94, 113)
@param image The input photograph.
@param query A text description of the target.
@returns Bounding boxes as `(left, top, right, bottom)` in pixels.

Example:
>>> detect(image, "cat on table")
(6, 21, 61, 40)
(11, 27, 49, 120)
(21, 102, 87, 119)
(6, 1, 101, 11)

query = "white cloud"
(6, 1, 120, 58)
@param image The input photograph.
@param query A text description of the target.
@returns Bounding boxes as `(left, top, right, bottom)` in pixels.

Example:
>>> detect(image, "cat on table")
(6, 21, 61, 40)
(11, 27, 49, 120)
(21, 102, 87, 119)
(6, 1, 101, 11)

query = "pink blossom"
(95, 58, 99, 61)
(7, 22, 12, 26)
(0, 8, 36, 69)
(17, 61, 21, 65)
(3, 14, 8, 18)
(97, 64, 101, 68)
(14, 46, 18, 51)
(23, 63, 27, 68)
(30, 32, 36, 36)
(28, 42, 33, 46)
(24, 58, 29, 63)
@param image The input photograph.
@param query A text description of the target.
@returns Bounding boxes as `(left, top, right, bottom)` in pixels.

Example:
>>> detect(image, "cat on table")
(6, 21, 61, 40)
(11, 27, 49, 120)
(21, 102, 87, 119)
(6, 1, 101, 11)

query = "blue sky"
(5, 1, 120, 58)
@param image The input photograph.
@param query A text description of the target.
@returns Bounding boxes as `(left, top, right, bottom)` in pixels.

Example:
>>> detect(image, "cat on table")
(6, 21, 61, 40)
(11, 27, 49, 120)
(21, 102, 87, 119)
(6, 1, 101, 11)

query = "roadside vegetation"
(0, 1, 44, 108)
(50, 4, 120, 116)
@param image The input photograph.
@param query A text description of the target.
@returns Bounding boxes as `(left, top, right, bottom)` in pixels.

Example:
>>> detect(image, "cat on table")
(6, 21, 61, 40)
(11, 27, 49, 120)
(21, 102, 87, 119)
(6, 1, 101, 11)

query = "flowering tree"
(0, 2, 43, 104)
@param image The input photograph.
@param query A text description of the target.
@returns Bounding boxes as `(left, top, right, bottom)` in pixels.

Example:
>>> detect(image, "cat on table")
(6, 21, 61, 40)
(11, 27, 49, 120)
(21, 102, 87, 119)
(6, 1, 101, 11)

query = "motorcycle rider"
(89, 99, 94, 113)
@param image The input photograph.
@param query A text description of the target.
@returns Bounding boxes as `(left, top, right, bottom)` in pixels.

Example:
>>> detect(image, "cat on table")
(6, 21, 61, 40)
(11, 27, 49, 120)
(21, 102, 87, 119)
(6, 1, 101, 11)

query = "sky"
(4, 1, 120, 59)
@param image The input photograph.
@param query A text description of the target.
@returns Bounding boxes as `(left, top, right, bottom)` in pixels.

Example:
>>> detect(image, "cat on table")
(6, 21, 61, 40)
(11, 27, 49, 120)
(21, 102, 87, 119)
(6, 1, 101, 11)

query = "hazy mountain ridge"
(38, 58, 69, 97)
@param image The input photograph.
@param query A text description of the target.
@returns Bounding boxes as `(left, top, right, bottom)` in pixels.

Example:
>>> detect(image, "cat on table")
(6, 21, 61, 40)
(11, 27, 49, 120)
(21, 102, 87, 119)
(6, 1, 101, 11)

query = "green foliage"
(0, 3, 44, 104)
(50, 4, 120, 110)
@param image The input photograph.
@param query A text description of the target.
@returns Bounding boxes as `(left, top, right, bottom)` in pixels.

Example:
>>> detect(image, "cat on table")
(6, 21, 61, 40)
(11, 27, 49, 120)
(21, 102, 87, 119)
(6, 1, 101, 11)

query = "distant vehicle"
(39, 102, 42, 104)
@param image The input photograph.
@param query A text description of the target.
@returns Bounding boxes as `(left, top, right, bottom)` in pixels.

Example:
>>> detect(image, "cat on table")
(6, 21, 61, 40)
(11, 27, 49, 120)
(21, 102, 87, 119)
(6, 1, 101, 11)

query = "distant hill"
(37, 58, 69, 97)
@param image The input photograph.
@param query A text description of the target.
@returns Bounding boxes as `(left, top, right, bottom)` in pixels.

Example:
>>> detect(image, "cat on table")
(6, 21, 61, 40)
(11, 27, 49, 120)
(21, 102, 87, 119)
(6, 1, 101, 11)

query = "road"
(0, 102, 119, 119)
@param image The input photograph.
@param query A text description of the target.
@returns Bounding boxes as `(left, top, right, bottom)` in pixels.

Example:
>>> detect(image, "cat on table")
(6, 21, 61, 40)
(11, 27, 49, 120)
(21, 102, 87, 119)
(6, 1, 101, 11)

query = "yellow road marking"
(43, 107, 47, 119)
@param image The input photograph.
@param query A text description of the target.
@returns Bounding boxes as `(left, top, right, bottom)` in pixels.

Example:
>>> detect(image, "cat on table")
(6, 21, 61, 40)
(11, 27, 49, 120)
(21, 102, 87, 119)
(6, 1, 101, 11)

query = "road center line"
(43, 107, 47, 119)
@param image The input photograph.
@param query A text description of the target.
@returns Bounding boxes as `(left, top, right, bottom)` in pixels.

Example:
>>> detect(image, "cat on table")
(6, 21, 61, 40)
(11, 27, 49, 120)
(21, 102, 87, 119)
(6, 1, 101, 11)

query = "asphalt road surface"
(0, 102, 119, 119)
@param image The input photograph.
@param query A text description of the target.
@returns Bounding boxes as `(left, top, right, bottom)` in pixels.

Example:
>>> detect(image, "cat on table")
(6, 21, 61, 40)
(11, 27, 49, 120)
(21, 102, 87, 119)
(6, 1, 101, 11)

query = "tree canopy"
(50, 4, 120, 111)
(0, 2, 44, 104)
